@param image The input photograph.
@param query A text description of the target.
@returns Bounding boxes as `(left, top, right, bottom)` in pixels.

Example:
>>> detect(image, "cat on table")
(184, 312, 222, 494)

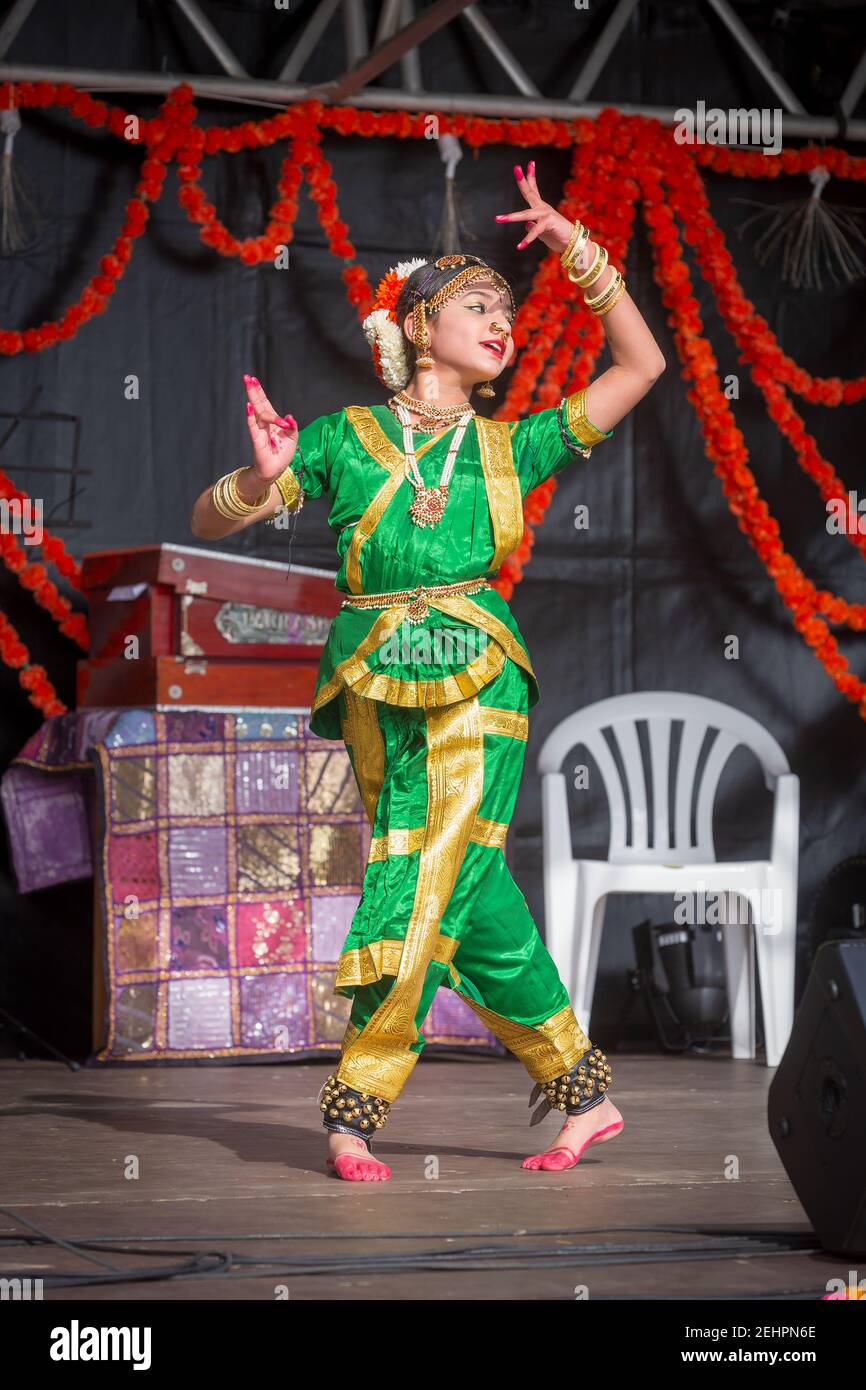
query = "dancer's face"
(402, 279, 515, 389)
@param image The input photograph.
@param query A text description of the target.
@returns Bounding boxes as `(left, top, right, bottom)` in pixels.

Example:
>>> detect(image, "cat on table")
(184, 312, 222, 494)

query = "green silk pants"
(330, 653, 594, 1108)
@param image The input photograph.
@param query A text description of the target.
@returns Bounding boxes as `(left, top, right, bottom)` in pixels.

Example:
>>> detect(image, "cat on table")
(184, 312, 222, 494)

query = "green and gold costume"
(274, 395, 614, 1109)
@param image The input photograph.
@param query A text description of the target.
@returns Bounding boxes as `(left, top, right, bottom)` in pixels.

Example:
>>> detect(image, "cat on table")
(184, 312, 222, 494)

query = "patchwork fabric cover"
(1, 707, 502, 1063)
(1, 708, 117, 892)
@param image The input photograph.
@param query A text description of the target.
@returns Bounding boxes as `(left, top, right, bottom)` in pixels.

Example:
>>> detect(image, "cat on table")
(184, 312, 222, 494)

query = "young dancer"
(191, 159, 666, 1182)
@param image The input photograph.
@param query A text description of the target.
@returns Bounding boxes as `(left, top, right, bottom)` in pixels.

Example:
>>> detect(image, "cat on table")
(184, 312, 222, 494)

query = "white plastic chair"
(537, 692, 799, 1067)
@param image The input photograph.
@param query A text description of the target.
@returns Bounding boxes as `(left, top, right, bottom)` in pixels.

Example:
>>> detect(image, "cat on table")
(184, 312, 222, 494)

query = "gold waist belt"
(340, 577, 491, 624)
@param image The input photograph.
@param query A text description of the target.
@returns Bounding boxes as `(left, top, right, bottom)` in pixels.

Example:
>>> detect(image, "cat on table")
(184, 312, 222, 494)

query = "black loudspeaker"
(767, 939, 866, 1257)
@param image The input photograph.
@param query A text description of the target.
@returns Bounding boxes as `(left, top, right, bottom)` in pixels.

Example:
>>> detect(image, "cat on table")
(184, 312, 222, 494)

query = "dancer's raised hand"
(495, 158, 579, 258)
(243, 374, 298, 482)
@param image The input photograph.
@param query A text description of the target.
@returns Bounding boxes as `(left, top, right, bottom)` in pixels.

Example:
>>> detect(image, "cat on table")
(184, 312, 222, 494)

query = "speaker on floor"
(767, 938, 866, 1257)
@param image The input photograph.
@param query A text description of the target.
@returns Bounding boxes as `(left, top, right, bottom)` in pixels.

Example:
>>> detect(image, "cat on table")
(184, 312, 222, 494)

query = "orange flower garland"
(0, 472, 83, 587)
(0, 472, 88, 716)
(0, 533, 88, 648)
(639, 148, 866, 715)
(492, 110, 643, 596)
(659, 136, 866, 594)
(0, 608, 66, 716)
(689, 143, 866, 404)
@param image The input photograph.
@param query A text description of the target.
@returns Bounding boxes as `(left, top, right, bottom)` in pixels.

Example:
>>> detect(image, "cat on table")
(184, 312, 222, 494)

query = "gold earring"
(413, 301, 434, 369)
(477, 321, 507, 396)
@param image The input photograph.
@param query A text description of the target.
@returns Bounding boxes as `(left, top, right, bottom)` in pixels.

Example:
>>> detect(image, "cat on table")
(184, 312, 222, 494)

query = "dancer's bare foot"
(325, 1130, 391, 1181)
(521, 1095, 623, 1171)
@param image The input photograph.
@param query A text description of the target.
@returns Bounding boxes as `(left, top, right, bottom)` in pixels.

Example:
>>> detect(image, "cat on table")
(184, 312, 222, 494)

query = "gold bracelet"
(586, 267, 624, 313)
(589, 272, 622, 316)
(589, 264, 622, 311)
(563, 232, 592, 280)
(585, 269, 621, 312)
(560, 220, 583, 263)
(593, 275, 627, 317)
(211, 474, 241, 520)
(212, 471, 265, 519)
(560, 221, 589, 273)
(211, 468, 271, 519)
(571, 244, 608, 288)
(570, 243, 608, 289)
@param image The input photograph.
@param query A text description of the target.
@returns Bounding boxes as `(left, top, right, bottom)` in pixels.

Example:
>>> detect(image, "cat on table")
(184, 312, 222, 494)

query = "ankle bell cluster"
(319, 1073, 391, 1147)
(528, 1047, 613, 1126)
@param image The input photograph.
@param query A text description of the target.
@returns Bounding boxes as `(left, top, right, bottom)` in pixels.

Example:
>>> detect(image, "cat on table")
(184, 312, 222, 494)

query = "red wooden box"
(77, 656, 320, 709)
(81, 543, 342, 662)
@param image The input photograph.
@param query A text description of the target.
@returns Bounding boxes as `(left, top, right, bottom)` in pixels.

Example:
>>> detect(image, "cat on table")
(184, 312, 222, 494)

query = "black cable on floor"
(0, 1205, 829, 1291)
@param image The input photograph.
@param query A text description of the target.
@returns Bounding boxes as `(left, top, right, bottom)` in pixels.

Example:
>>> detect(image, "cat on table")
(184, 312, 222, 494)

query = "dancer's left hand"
(495, 159, 580, 256)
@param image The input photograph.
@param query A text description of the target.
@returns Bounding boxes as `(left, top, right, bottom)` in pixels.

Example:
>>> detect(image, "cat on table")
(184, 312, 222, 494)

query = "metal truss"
(0, 0, 864, 141)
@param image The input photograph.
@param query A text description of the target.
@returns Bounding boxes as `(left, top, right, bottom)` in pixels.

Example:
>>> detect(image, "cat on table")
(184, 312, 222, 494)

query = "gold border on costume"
(335, 697, 486, 1102)
(564, 388, 613, 448)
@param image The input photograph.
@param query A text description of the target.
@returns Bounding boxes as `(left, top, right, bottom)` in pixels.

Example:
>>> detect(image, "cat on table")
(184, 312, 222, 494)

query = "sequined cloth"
(1, 707, 503, 1062)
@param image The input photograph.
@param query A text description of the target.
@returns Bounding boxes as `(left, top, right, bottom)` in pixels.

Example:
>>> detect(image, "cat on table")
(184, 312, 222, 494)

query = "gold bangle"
(563, 230, 591, 279)
(212, 472, 250, 519)
(558, 222, 578, 262)
(560, 221, 589, 272)
(593, 276, 627, 317)
(575, 246, 608, 289)
(560, 220, 583, 262)
(211, 468, 271, 519)
(589, 264, 622, 311)
(585, 265, 620, 309)
(570, 244, 608, 289)
(210, 474, 241, 520)
(233, 468, 272, 510)
(586, 267, 624, 313)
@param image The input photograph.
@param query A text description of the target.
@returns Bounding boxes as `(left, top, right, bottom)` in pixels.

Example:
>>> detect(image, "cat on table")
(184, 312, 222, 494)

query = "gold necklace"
(389, 390, 475, 429)
(386, 405, 442, 436)
(394, 403, 474, 527)
(391, 389, 472, 418)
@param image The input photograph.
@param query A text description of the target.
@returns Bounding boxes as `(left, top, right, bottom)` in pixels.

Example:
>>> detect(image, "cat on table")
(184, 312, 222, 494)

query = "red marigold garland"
(639, 150, 866, 715)
(0, 472, 83, 587)
(690, 142, 866, 403)
(492, 110, 637, 598)
(659, 136, 866, 587)
(0, 608, 66, 716)
(0, 532, 88, 647)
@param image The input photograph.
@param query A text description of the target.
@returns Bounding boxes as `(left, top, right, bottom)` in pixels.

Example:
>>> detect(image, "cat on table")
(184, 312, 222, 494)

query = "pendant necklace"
(394, 401, 474, 528)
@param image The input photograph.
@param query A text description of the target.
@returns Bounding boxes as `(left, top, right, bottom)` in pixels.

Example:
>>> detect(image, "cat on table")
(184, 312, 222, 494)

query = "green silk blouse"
(273, 397, 614, 739)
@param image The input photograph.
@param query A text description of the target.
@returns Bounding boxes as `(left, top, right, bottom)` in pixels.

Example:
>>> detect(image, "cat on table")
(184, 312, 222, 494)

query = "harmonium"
(77, 542, 341, 708)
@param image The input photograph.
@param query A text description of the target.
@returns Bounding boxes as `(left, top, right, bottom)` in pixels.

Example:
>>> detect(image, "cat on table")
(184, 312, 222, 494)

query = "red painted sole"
(325, 1154, 392, 1181)
(521, 1120, 624, 1171)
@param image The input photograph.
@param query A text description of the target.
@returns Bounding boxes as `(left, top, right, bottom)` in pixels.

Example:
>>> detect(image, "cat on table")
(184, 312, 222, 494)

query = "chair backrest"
(537, 691, 790, 864)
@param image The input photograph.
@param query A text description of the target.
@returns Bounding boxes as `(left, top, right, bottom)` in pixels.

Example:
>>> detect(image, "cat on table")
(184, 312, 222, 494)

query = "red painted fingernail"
(250, 376, 260, 386)
(517, 241, 526, 249)
(243, 373, 251, 383)
(529, 160, 535, 174)
(514, 165, 523, 179)
(246, 403, 254, 415)
(495, 214, 507, 221)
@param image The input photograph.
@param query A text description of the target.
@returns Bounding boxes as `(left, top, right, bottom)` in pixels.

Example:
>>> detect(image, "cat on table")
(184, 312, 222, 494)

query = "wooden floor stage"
(0, 1052, 845, 1301)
